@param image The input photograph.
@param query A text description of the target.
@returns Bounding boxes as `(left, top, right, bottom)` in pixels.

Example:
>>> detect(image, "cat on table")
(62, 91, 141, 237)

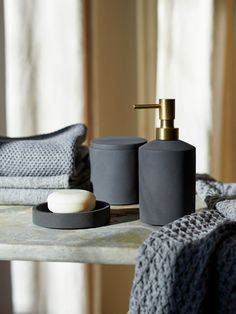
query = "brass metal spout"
(133, 99, 179, 140)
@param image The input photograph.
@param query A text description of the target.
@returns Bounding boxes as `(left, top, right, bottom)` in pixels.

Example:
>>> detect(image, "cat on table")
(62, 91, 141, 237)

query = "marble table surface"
(0, 196, 205, 265)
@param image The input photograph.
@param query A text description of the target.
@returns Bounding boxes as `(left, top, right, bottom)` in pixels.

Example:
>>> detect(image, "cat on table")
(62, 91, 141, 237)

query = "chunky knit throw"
(129, 175, 236, 314)
(0, 124, 91, 204)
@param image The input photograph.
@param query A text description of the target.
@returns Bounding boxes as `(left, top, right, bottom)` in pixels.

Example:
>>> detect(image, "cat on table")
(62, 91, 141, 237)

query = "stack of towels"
(129, 174, 236, 314)
(0, 124, 91, 205)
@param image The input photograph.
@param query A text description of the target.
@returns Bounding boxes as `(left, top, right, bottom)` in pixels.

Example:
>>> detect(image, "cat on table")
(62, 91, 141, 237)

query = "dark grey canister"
(90, 137, 147, 205)
(139, 140, 196, 226)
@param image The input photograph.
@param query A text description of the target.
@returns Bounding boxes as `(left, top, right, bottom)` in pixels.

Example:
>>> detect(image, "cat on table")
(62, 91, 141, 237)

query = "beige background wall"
(90, 1, 138, 313)
(90, 0, 138, 138)
(88, 0, 157, 313)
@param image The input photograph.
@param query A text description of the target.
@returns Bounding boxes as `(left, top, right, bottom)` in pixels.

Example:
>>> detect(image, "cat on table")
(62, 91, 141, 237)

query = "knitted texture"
(0, 188, 59, 205)
(0, 172, 90, 189)
(0, 181, 91, 205)
(129, 175, 236, 314)
(196, 173, 236, 220)
(0, 124, 91, 204)
(0, 124, 87, 177)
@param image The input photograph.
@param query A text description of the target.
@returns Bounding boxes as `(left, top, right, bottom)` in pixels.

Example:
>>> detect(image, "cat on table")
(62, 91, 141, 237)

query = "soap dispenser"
(134, 99, 196, 225)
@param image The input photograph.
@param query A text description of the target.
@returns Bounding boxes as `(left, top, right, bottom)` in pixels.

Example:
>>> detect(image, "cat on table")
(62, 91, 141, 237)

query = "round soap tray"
(32, 201, 110, 229)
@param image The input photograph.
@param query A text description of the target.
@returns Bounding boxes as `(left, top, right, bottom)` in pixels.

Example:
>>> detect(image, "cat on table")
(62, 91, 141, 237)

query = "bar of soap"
(47, 190, 96, 214)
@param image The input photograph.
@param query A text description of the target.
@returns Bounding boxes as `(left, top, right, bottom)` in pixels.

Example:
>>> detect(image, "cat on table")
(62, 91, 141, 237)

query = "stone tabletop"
(0, 196, 205, 265)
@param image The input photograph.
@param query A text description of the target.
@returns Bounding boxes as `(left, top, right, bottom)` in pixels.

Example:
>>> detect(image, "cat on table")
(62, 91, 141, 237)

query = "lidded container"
(90, 137, 147, 205)
(134, 99, 196, 226)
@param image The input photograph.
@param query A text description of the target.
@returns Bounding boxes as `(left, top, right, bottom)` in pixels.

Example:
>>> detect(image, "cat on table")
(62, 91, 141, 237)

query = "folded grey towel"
(0, 124, 87, 177)
(129, 175, 236, 314)
(0, 175, 71, 189)
(0, 124, 91, 205)
(0, 147, 90, 189)
(0, 170, 90, 189)
(196, 173, 236, 220)
(0, 188, 59, 205)
(0, 181, 91, 205)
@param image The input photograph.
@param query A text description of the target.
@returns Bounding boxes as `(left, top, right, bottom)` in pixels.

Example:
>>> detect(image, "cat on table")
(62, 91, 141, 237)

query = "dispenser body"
(139, 140, 196, 225)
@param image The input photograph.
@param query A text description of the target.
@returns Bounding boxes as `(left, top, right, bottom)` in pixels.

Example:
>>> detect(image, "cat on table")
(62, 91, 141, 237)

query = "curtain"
(156, 0, 236, 180)
(4, 1, 90, 313)
(88, 1, 141, 313)
(156, 0, 213, 173)
(136, 0, 157, 141)
(211, 0, 236, 181)
(0, 0, 5, 135)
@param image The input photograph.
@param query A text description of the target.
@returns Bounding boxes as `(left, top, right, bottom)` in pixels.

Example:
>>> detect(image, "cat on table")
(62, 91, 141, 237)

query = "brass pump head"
(133, 99, 179, 140)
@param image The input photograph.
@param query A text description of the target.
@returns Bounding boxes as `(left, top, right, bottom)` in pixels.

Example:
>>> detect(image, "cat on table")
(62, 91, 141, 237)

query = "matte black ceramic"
(90, 137, 147, 205)
(139, 140, 196, 226)
(32, 200, 110, 229)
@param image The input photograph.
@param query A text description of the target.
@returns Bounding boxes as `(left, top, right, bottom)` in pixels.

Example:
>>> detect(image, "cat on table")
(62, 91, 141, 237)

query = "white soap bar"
(47, 190, 96, 214)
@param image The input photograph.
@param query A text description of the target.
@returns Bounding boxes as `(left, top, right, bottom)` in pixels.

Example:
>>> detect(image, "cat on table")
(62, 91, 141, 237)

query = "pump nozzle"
(133, 99, 179, 140)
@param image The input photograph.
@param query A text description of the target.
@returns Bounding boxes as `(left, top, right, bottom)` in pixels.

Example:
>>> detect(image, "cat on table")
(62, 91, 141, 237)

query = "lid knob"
(133, 99, 179, 140)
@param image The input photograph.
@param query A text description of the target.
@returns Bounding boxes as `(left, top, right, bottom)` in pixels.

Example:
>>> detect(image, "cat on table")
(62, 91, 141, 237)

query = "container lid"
(90, 136, 147, 150)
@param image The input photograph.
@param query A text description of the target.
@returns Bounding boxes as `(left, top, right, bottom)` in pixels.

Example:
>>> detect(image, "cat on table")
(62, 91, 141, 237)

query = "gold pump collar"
(133, 99, 179, 140)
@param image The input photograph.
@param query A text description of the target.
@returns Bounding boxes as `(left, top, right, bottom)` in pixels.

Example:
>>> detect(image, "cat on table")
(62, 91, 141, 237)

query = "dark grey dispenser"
(134, 99, 196, 226)
(90, 137, 147, 205)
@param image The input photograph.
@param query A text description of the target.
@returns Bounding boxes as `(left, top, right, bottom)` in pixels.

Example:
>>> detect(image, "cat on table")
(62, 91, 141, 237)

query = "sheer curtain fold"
(156, 0, 213, 173)
(136, 0, 157, 141)
(218, 0, 236, 181)
(5, 0, 85, 136)
(4, 1, 89, 313)
(157, 0, 236, 179)
(207, 0, 236, 181)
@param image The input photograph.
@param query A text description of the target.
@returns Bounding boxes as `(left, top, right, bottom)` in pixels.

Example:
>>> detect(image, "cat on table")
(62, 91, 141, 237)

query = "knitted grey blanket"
(129, 175, 236, 314)
(0, 124, 91, 204)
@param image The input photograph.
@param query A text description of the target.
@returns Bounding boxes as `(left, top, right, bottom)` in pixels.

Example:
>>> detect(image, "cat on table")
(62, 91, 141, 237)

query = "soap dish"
(32, 201, 110, 229)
